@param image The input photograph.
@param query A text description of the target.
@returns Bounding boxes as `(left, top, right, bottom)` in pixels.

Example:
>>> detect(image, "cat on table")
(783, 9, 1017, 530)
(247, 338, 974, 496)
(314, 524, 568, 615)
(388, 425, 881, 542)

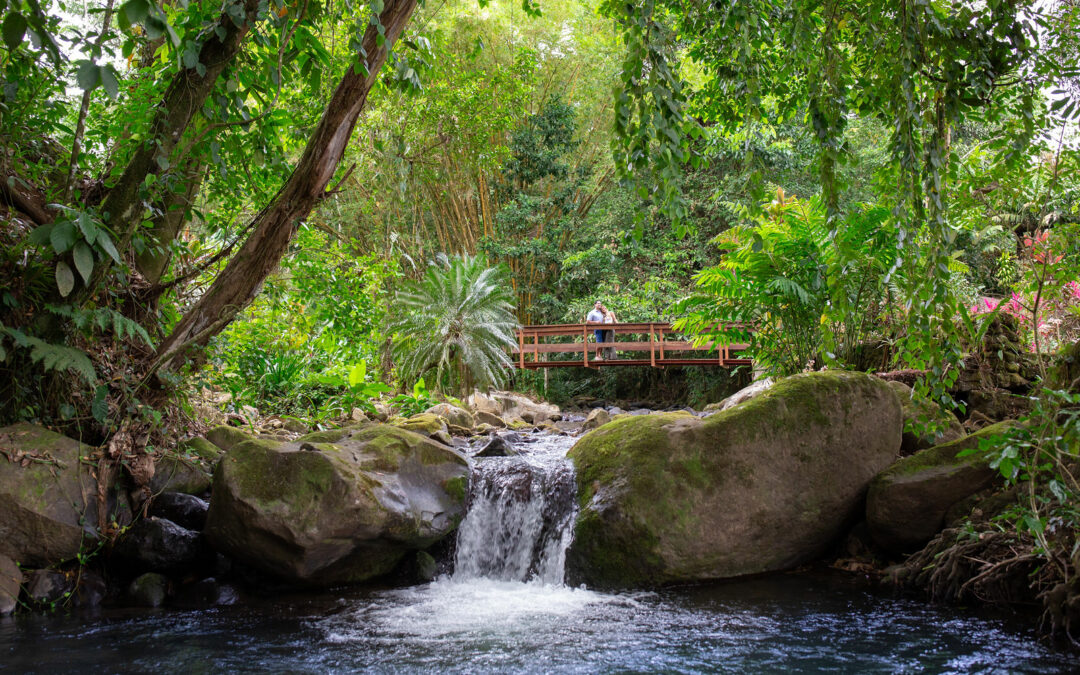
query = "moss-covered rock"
(205, 424, 469, 586)
(151, 453, 212, 496)
(566, 371, 901, 588)
(425, 403, 475, 430)
(474, 411, 506, 428)
(391, 413, 448, 437)
(886, 381, 965, 455)
(179, 437, 222, 462)
(866, 421, 1017, 554)
(206, 425, 253, 452)
(0, 423, 106, 567)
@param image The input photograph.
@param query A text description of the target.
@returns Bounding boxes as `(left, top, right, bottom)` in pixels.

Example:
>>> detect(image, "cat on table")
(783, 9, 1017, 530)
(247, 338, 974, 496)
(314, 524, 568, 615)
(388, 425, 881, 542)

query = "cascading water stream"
(453, 432, 579, 585)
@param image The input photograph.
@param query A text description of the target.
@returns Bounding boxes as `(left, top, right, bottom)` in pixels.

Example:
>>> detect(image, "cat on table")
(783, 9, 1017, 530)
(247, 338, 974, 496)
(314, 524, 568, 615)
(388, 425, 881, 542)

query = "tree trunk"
(135, 159, 207, 286)
(86, 0, 262, 297)
(155, 0, 418, 369)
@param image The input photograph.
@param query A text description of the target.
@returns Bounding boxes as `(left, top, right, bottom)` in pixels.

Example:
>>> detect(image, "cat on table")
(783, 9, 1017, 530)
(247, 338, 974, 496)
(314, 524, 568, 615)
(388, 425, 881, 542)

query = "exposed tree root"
(905, 526, 1080, 649)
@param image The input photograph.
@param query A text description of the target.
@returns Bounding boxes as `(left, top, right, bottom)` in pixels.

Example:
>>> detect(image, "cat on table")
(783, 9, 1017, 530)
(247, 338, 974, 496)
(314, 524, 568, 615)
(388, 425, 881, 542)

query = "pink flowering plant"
(968, 226, 1080, 375)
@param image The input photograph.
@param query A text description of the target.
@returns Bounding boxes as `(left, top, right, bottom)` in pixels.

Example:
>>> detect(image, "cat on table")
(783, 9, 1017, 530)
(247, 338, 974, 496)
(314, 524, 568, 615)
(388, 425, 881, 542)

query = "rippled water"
(1, 432, 1075, 673)
(1, 573, 1073, 673)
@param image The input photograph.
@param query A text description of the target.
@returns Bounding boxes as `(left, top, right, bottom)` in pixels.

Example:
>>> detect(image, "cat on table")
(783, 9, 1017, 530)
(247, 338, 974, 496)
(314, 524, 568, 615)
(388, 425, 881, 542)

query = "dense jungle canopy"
(0, 0, 1077, 434)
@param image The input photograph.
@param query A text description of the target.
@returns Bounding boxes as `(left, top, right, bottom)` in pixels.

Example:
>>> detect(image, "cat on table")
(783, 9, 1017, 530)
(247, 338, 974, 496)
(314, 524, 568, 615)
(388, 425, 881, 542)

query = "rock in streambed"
(566, 371, 902, 588)
(205, 424, 469, 586)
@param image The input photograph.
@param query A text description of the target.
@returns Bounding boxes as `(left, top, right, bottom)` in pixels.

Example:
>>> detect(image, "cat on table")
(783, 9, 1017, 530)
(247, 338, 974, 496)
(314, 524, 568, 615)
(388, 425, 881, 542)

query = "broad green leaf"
(100, 65, 119, 100)
(72, 241, 94, 283)
(50, 221, 78, 254)
(348, 361, 367, 388)
(2, 11, 26, 49)
(95, 231, 121, 263)
(76, 60, 100, 91)
(55, 261, 75, 297)
(77, 211, 98, 244)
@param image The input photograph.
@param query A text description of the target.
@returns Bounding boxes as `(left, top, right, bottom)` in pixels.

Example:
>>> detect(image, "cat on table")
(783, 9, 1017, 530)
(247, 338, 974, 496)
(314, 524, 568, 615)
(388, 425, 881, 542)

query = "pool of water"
(1, 572, 1073, 674)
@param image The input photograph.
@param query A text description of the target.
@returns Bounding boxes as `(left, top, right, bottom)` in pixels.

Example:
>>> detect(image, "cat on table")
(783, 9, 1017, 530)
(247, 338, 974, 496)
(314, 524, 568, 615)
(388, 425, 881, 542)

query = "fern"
(1, 326, 96, 384)
(46, 304, 153, 347)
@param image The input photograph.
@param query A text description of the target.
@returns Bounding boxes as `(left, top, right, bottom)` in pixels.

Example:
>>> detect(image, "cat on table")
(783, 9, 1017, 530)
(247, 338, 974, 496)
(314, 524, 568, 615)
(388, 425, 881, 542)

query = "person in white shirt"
(585, 300, 606, 359)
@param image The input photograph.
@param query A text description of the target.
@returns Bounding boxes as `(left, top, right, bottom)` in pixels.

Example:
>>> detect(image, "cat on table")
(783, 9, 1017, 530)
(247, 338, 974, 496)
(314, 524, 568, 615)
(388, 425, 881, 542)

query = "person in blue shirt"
(586, 300, 606, 360)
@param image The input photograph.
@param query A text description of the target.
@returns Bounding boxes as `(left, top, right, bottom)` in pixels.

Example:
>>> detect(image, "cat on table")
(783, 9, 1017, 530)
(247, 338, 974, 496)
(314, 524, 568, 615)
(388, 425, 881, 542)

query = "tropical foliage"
(389, 255, 518, 395)
(676, 191, 898, 376)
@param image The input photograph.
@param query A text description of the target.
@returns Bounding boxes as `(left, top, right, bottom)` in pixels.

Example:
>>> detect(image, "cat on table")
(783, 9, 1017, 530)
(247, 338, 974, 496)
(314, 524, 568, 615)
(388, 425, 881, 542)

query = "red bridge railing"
(510, 322, 751, 369)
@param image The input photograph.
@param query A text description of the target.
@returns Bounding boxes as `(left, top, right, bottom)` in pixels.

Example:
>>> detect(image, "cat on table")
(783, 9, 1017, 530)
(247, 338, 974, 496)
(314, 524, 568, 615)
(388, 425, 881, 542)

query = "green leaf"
(2, 11, 26, 50)
(50, 221, 78, 254)
(72, 241, 94, 283)
(95, 231, 121, 263)
(348, 361, 366, 388)
(100, 65, 119, 100)
(55, 261, 75, 297)
(77, 211, 98, 244)
(120, 0, 149, 25)
(26, 223, 54, 248)
(76, 60, 100, 91)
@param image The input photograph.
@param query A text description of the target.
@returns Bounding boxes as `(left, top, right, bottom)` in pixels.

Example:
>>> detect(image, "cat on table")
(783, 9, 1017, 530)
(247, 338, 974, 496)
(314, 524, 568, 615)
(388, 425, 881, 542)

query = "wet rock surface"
(567, 371, 902, 587)
(205, 425, 469, 586)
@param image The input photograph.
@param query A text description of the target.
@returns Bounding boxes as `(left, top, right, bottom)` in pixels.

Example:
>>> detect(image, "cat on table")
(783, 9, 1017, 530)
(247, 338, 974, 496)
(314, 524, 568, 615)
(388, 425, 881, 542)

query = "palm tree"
(389, 254, 519, 394)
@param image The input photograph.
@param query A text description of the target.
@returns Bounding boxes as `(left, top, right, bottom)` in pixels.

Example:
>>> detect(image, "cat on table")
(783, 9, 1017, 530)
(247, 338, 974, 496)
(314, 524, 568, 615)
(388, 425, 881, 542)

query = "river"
(1, 431, 1074, 673)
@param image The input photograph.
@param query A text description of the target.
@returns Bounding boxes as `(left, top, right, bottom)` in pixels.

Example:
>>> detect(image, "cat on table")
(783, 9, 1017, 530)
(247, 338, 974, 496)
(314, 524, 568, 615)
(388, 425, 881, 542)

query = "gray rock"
(0, 423, 104, 567)
(475, 436, 517, 458)
(627, 409, 652, 416)
(567, 371, 902, 588)
(114, 517, 204, 573)
(26, 569, 73, 606)
(148, 492, 209, 531)
(179, 437, 223, 462)
(0, 554, 21, 615)
(582, 408, 611, 431)
(173, 577, 238, 608)
(886, 381, 965, 455)
(866, 421, 1016, 553)
(206, 425, 253, 452)
(415, 551, 438, 583)
(474, 411, 506, 428)
(150, 454, 212, 496)
(73, 569, 106, 608)
(425, 403, 475, 430)
(128, 572, 168, 608)
(205, 425, 469, 586)
(706, 377, 775, 412)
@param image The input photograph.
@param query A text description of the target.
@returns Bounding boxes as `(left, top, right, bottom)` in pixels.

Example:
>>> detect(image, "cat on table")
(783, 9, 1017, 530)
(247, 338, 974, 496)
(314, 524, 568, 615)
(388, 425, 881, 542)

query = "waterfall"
(453, 433, 578, 585)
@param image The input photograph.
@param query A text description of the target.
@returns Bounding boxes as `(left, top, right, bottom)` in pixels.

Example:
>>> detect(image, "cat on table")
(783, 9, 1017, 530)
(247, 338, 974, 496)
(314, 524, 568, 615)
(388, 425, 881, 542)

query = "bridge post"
(650, 324, 656, 367)
(518, 329, 524, 369)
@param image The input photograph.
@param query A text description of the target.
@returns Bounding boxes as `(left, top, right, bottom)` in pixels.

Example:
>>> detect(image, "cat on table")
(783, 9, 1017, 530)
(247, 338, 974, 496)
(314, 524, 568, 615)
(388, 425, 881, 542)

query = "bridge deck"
(511, 322, 750, 369)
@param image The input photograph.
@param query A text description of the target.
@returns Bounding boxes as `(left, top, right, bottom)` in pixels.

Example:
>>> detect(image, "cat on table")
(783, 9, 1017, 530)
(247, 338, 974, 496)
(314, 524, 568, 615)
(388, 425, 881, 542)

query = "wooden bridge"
(511, 322, 751, 369)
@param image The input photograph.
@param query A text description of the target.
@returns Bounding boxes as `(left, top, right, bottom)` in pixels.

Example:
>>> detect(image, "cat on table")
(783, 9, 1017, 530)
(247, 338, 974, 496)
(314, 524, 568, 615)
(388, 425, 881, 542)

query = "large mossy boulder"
(866, 421, 1017, 554)
(0, 423, 104, 567)
(566, 371, 901, 588)
(205, 424, 469, 586)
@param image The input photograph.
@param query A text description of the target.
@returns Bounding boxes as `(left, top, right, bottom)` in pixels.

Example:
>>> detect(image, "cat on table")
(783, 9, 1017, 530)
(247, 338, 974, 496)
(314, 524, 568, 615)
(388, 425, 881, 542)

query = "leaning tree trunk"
(154, 0, 418, 370)
(80, 0, 262, 299)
